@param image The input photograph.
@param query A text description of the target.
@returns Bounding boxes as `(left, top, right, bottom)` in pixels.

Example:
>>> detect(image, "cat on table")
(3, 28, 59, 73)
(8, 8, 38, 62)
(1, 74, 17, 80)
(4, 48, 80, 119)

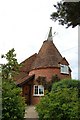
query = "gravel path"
(24, 106, 39, 119)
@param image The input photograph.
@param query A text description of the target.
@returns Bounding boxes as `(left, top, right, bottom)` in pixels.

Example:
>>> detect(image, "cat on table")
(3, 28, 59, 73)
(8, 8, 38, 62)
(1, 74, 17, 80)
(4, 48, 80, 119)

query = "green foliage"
(48, 74, 60, 92)
(2, 80, 25, 120)
(51, 1, 80, 28)
(2, 48, 26, 120)
(36, 79, 80, 120)
(0, 73, 2, 120)
(1, 48, 20, 80)
(36, 75, 60, 92)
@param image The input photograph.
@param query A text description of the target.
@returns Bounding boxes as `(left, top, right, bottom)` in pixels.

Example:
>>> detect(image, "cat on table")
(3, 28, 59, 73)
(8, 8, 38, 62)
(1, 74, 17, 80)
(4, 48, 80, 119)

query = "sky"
(0, 0, 78, 79)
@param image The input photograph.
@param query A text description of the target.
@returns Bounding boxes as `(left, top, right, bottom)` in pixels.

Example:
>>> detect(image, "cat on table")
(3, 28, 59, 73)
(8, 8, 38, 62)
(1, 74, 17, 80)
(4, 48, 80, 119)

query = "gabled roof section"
(59, 57, 69, 65)
(19, 53, 37, 73)
(14, 53, 37, 83)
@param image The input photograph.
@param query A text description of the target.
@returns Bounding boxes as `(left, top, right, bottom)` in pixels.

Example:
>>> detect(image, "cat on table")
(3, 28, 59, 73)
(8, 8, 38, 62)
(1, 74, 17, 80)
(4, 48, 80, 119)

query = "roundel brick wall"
(29, 67, 71, 81)
(29, 67, 59, 81)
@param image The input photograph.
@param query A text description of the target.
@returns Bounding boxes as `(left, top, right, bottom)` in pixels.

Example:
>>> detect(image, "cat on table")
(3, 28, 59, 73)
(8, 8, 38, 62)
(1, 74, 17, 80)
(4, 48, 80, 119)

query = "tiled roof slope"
(31, 40, 63, 69)
(19, 53, 37, 72)
(16, 74, 35, 86)
(14, 53, 37, 83)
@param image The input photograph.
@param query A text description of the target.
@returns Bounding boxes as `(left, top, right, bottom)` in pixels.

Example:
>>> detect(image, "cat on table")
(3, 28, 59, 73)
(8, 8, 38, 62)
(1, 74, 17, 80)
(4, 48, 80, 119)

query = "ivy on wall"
(36, 74, 60, 92)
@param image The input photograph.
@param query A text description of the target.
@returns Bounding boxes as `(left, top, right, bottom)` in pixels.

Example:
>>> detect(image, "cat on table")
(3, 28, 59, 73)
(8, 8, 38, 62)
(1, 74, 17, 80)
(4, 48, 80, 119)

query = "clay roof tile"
(31, 40, 63, 69)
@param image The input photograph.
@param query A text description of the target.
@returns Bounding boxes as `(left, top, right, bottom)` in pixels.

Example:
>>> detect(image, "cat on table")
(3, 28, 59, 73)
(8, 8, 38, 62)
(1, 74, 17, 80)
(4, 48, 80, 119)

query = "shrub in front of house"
(2, 80, 25, 120)
(36, 79, 80, 120)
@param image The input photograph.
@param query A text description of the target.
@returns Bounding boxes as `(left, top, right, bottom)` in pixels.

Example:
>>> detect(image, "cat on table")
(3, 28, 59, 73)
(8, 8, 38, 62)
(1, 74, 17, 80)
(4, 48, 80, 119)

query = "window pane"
(34, 86, 38, 94)
(39, 86, 44, 94)
(34, 85, 44, 96)
(60, 64, 69, 74)
(61, 65, 64, 73)
(65, 66, 69, 73)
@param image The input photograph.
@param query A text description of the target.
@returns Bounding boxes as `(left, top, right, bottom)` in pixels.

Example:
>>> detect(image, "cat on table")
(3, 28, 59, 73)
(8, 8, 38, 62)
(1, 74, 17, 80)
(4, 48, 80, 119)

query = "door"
(23, 85, 32, 105)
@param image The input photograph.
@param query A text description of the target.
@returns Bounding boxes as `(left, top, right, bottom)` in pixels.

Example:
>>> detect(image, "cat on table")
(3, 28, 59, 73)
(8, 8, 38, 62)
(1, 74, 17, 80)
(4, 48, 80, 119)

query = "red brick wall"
(31, 96, 41, 105)
(22, 67, 71, 105)
(29, 67, 71, 81)
(31, 86, 44, 105)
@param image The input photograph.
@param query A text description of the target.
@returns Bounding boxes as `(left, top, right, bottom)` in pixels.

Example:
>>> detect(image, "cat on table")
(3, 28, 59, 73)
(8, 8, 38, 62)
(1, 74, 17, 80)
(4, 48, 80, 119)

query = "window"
(60, 64, 69, 74)
(34, 85, 44, 96)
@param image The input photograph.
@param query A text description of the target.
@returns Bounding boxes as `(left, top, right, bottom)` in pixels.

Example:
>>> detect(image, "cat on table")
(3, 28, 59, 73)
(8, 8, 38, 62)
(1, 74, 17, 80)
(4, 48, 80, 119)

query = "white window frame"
(33, 85, 44, 96)
(60, 64, 69, 74)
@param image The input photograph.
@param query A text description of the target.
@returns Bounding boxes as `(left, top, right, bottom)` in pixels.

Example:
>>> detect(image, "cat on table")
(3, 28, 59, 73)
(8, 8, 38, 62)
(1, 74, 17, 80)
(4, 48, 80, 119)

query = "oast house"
(15, 27, 71, 105)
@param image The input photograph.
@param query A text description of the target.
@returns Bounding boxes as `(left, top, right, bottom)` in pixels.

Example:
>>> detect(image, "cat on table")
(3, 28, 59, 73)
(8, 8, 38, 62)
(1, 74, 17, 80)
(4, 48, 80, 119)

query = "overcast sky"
(0, 0, 78, 79)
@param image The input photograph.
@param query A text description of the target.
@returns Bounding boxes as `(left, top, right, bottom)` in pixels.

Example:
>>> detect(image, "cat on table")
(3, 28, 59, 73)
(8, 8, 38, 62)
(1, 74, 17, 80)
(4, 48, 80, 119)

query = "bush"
(36, 79, 80, 120)
(2, 80, 25, 120)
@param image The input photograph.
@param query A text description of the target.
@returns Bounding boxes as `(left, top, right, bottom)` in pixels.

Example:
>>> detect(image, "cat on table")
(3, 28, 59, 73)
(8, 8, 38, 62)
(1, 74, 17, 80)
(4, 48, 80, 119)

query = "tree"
(2, 48, 25, 120)
(1, 48, 20, 80)
(36, 79, 80, 120)
(0, 64, 2, 120)
(51, 0, 80, 28)
(2, 80, 25, 120)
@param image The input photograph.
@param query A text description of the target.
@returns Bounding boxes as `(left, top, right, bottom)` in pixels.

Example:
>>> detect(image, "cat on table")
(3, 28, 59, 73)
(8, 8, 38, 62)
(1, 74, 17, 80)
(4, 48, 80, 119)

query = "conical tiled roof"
(31, 28, 63, 69)
(31, 40, 62, 69)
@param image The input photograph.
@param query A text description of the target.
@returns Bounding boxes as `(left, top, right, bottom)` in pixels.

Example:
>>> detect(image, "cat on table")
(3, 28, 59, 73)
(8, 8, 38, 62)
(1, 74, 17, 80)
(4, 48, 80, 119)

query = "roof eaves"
(17, 74, 35, 87)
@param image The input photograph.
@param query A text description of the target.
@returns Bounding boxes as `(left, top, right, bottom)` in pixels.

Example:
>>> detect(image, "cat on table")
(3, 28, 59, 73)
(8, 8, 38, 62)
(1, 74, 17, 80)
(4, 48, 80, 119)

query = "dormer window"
(60, 64, 69, 74)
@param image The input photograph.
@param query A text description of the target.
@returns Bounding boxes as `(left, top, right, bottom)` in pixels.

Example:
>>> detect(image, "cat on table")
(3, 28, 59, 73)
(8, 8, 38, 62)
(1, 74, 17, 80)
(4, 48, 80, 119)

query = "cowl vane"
(47, 27, 53, 41)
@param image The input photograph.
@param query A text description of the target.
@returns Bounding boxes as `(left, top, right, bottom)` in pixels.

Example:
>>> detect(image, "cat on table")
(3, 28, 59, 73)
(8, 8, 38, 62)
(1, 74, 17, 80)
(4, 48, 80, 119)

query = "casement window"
(60, 64, 69, 74)
(34, 85, 44, 96)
